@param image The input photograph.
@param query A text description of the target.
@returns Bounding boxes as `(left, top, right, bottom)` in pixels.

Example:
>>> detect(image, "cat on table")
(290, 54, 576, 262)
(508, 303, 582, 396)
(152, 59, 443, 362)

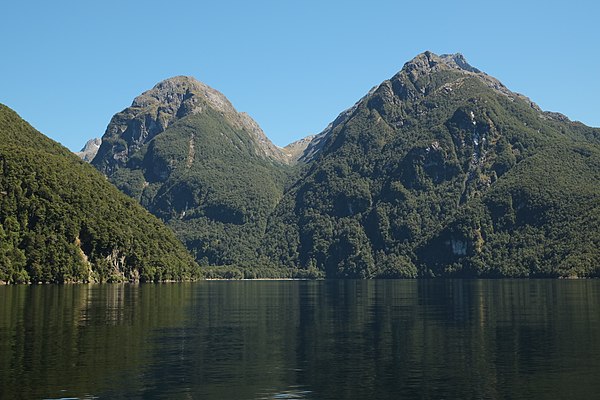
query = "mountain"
(0, 104, 200, 283)
(93, 76, 290, 173)
(87, 54, 600, 278)
(91, 76, 291, 266)
(282, 135, 316, 163)
(76, 137, 101, 162)
(262, 51, 600, 278)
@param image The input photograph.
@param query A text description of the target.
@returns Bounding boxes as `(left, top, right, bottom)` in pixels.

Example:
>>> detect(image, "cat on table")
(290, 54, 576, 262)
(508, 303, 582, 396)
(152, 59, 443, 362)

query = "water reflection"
(0, 280, 599, 399)
(255, 387, 312, 399)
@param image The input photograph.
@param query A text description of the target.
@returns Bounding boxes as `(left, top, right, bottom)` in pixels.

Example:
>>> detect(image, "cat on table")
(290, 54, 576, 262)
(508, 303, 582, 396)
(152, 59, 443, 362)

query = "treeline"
(202, 266, 324, 280)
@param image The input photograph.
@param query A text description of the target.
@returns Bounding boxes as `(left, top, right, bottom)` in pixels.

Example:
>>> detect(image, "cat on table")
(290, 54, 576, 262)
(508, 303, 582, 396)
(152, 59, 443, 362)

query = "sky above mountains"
(1, 0, 598, 151)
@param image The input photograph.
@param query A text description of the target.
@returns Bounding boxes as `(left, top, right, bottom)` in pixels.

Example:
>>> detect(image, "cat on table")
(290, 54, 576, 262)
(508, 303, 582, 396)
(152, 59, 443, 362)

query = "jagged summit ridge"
(131, 76, 236, 116)
(439, 53, 481, 73)
(392, 51, 531, 102)
(401, 51, 481, 75)
(134, 76, 287, 162)
(76, 137, 101, 162)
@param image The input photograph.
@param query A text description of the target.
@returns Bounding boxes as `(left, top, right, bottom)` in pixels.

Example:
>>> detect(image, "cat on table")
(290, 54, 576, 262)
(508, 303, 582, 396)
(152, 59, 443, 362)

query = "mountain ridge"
(85, 51, 600, 278)
(76, 137, 101, 162)
(79, 54, 587, 165)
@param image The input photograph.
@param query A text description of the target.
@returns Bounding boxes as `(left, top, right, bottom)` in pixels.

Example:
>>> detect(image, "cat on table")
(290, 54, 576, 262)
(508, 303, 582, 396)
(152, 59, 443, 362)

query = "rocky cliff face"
(76, 138, 101, 162)
(282, 135, 316, 162)
(93, 76, 289, 175)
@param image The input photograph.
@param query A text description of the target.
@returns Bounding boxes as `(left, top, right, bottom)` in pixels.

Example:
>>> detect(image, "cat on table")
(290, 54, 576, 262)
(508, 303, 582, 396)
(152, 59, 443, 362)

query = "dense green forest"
(109, 110, 290, 266)
(92, 77, 292, 267)
(0, 104, 200, 283)
(419, 144, 600, 277)
(261, 53, 600, 278)
(10, 52, 598, 281)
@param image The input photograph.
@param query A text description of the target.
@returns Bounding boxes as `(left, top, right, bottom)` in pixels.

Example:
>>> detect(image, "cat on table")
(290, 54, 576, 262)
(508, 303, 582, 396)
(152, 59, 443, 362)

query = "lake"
(1, 280, 599, 399)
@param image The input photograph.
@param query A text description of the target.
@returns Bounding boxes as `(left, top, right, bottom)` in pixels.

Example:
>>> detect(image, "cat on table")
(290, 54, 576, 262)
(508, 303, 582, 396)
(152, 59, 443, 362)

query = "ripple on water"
(256, 386, 313, 399)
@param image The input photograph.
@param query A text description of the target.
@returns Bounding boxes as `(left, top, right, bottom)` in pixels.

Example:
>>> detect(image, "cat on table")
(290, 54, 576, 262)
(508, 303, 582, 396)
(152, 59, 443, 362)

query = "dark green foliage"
(202, 265, 324, 280)
(419, 144, 600, 277)
(262, 56, 600, 278)
(85, 56, 600, 279)
(0, 104, 200, 283)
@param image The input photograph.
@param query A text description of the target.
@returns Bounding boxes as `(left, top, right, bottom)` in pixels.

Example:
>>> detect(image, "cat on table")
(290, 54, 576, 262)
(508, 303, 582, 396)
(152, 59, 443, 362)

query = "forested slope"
(262, 52, 600, 278)
(0, 104, 200, 283)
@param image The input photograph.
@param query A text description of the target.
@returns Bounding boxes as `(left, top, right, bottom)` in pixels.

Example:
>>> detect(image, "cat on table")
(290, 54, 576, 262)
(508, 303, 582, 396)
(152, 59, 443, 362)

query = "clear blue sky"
(1, 0, 598, 151)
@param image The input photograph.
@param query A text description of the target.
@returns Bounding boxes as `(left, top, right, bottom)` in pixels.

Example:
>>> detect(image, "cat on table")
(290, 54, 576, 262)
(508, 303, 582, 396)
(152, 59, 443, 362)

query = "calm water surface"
(1, 280, 599, 399)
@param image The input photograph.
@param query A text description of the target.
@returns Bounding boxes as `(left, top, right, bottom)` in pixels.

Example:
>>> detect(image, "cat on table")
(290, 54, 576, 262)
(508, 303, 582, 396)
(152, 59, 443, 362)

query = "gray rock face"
(282, 135, 316, 162)
(93, 76, 289, 175)
(439, 53, 481, 73)
(75, 138, 101, 162)
(388, 51, 540, 107)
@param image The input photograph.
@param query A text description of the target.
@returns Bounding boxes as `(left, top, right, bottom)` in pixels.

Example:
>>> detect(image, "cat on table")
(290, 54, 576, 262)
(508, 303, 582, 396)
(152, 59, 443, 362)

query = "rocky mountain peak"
(131, 75, 235, 116)
(439, 53, 481, 73)
(132, 76, 200, 106)
(400, 51, 447, 77)
(75, 137, 101, 162)
(385, 51, 540, 110)
(93, 76, 290, 175)
(282, 135, 316, 162)
(295, 51, 544, 165)
(399, 51, 480, 76)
